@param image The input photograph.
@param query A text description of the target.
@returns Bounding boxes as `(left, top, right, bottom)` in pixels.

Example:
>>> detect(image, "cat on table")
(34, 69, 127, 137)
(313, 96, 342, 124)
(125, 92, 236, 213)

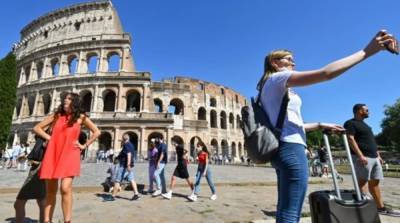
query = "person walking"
(162, 143, 194, 200)
(147, 142, 159, 194)
(33, 92, 100, 223)
(344, 103, 400, 217)
(110, 133, 140, 201)
(188, 141, 217, 202)
(152, 138, 168, 196)
(257, 30, 395, 222)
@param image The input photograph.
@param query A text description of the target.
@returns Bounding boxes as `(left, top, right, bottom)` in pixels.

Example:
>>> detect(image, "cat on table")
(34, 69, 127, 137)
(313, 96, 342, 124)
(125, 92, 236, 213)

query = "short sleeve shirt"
(260, 70, 306, 146)
(118, 142, 135, 167)
(344, 118, 378, 158)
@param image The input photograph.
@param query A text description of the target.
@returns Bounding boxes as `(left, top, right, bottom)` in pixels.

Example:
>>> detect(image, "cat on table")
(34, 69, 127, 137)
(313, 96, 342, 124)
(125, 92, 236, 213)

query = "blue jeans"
(154, 163, 166, 191)
(193, 167, 216, 195)
(115, 165, 135, 183)
(271, 142, 308, 223)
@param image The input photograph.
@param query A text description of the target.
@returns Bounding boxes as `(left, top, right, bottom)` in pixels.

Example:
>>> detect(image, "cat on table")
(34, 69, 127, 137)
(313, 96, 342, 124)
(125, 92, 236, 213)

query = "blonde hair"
(257, 49, 292, 91)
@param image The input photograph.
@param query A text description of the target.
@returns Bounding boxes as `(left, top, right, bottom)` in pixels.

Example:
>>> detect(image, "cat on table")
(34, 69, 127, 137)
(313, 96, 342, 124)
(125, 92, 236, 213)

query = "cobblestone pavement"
(1, 163, 399, 222)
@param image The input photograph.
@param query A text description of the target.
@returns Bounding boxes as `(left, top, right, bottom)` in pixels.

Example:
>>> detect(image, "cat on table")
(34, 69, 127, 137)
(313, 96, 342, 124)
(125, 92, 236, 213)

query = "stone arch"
(229, 112, 234, 129)
(221, 139, 229, 156)
(171, 135, 184, 146)
(80, 90, 92, 112)
(98, 131, 112, 151)
(210, 97, 217, 107)
(19, 132, 28, 145)
(238, 142, 243, 157)
(126, 90, 141, 112)
(51, 58, 60, 76)
(220, 111, 227, 129)
(210, 109, 217, 128)
(197, 107, 206, 120)
(236, 114, 241, 129)
(231, 142, 237, 158)
(25, 65, 31, 83)
(87, 53, 98, 73)
(28, 95, 35, 116)
(43, 93, 51, 115)
(168, 98, 184, 115)
(67, 54, 79, 74)
(16, 98, 22, 117)
(107, 51, 120, 72)
(36, 61, 44, 79)
(153, 98, 163, 112)
(102, 89, 116, 112)
(210, 138, 219, 155)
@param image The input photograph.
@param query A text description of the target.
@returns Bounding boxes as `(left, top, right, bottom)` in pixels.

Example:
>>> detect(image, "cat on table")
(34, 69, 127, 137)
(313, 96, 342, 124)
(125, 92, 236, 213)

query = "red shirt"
(198, 151, 208, 165)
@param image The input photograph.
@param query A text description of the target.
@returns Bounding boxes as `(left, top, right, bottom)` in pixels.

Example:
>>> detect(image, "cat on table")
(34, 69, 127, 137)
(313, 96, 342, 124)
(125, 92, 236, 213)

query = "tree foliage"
(0, 52, 17, 149)
(380, 99, 400, 150)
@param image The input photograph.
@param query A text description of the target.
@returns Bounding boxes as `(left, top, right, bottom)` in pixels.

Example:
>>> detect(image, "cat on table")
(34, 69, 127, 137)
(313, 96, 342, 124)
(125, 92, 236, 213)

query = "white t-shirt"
(260, 70, 306, 146)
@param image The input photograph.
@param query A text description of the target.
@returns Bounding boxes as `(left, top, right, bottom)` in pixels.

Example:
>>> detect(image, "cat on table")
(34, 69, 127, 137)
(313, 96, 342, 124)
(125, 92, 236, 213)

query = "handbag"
(27, 115, 58, 162)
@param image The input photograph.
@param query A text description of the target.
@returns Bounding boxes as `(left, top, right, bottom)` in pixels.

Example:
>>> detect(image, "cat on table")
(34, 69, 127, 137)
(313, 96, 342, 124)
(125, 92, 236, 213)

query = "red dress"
(39, 115, 81, 179)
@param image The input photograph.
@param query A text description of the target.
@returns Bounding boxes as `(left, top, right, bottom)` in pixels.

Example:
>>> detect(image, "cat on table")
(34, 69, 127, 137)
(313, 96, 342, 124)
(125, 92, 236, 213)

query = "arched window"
(68, 55, 78, 74)
(229, 113, 234, 129)
(148, 132, 164, 149)
(197, 107, 206, 120)
(87, 54, 98, 73)
(43, 93, 51, 115)
(126, 90, 141, 112)
(80, 90, 92, 112)
(25, 66, 31, 82)
(211, 139, 219, 155)
(51, 59, 59, 76)
(28, 95, 35, 116)
(98, 132, 112, 151)
(103, 90, 116, 112)
(210, 98, 217, 107)
(171, 135, 184, 146)
(168, 98, 184, 115)
(221, 140, 229, 156)
(210, 110, 217, 128)
(36, 62, 44, 79)
(236, 115, 241, 129)
(231, 142, 237, 158)
(107, 52, 120, 72)
(220, 111, 227, 129)
(153, 98, 163, 112)
(16, 98, 22, 117)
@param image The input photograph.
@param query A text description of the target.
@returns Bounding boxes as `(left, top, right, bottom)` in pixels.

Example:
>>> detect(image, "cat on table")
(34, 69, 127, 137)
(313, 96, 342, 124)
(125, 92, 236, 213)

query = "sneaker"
(188, 194, 197, 202)
(152, 190, 162, 197)
(131, 194, 140, 201)
(162, 191, 172, 200)
(378, 207, 400, 217)
(210, 194, 217, 201)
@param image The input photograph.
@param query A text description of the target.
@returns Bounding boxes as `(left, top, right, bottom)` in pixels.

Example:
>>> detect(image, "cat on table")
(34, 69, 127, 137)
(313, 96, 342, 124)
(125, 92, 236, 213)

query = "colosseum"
(10, 1, 247, 162)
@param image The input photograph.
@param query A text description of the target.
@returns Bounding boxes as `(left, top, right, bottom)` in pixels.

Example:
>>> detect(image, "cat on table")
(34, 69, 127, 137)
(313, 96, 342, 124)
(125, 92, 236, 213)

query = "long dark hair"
(55, 92, 85, 126)
(197, 141, 210, 156)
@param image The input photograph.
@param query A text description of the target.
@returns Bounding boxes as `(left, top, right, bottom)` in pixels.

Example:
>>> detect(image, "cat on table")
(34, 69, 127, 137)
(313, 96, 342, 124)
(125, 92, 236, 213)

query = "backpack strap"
(257, 82, 289, 139)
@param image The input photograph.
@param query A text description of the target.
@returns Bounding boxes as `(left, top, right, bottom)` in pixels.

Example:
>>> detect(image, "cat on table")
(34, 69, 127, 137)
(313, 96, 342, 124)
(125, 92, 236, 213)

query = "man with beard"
(344, 103, 399, 217)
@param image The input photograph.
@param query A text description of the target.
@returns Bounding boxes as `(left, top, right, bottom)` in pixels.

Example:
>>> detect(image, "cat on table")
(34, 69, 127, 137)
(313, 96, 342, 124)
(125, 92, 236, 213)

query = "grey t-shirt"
(260, 70, 306, 146)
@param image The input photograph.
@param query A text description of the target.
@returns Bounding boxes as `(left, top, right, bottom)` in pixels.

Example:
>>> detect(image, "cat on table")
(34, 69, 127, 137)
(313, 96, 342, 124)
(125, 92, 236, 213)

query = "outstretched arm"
(287, 30, 394, 87)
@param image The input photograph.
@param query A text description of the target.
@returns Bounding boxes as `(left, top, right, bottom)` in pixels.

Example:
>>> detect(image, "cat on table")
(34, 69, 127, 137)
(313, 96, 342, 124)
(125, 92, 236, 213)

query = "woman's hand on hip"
(74, 141, 86, 150)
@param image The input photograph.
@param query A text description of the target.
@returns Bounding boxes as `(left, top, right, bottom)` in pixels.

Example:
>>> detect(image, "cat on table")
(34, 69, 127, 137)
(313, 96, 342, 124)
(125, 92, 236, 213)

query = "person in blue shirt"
(152, 138, 168, 196)
(110, 134, 140, 201)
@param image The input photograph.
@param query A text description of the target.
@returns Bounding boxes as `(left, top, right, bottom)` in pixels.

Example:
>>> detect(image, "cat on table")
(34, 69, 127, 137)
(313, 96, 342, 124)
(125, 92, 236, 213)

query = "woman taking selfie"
(33, 92, 100, 223)
(259, 30, 395, 222)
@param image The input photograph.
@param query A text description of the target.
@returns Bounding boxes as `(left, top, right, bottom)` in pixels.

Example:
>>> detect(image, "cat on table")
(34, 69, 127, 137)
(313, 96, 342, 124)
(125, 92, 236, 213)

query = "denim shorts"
(115, 165, 135, 183)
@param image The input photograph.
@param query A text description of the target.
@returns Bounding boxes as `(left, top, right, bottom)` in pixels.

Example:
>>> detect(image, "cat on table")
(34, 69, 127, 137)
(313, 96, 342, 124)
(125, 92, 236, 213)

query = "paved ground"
(1, 162, 400, 222)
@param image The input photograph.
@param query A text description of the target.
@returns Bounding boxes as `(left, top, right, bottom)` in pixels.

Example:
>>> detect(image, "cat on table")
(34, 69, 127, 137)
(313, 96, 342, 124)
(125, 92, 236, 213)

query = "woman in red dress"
(33, 92, 100, 223)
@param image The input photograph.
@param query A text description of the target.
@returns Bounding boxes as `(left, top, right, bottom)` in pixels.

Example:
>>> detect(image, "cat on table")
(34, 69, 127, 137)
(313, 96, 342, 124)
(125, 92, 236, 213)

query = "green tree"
(0, 52, 17, 150)
(306, 130, 323, 147)
(380, 99, 400, 150)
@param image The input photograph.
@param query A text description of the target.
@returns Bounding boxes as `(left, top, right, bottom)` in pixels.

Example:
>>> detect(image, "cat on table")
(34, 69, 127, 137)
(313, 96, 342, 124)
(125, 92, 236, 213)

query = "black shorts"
(16, 164, 46, 200)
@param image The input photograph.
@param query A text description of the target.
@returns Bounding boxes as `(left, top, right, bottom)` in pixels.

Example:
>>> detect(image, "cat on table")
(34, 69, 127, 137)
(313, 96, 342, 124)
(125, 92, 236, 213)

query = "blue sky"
(1, 0, 399, 134)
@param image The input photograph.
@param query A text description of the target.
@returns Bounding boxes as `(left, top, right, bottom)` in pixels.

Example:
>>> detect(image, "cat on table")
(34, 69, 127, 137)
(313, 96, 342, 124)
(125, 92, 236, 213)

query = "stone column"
(92, 85, 99, 112)
(77, 51, 86, 74)
(43, 57, 50, 78)
(32, 91, 40, 116)
(113, 128, 120, 152)
(29, 61, 36, 82)
(142, 82, 150, 112)
(140, 127, 146, 158)
(12, 132, 19, 146)
(117, 83, 123, 112)
(12, 107, 17, 120)
(166, 127, 173, 161)
(50, 89, 58, 112)
(21, 95, 30, 118)
(59, 54, 67, 76)
(99, 48, 106, 72)
(18, 68, 25, 86)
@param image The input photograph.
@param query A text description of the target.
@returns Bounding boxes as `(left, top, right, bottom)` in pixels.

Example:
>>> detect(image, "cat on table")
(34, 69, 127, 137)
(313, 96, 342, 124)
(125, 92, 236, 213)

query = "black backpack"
(241, 87, 289, 164)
